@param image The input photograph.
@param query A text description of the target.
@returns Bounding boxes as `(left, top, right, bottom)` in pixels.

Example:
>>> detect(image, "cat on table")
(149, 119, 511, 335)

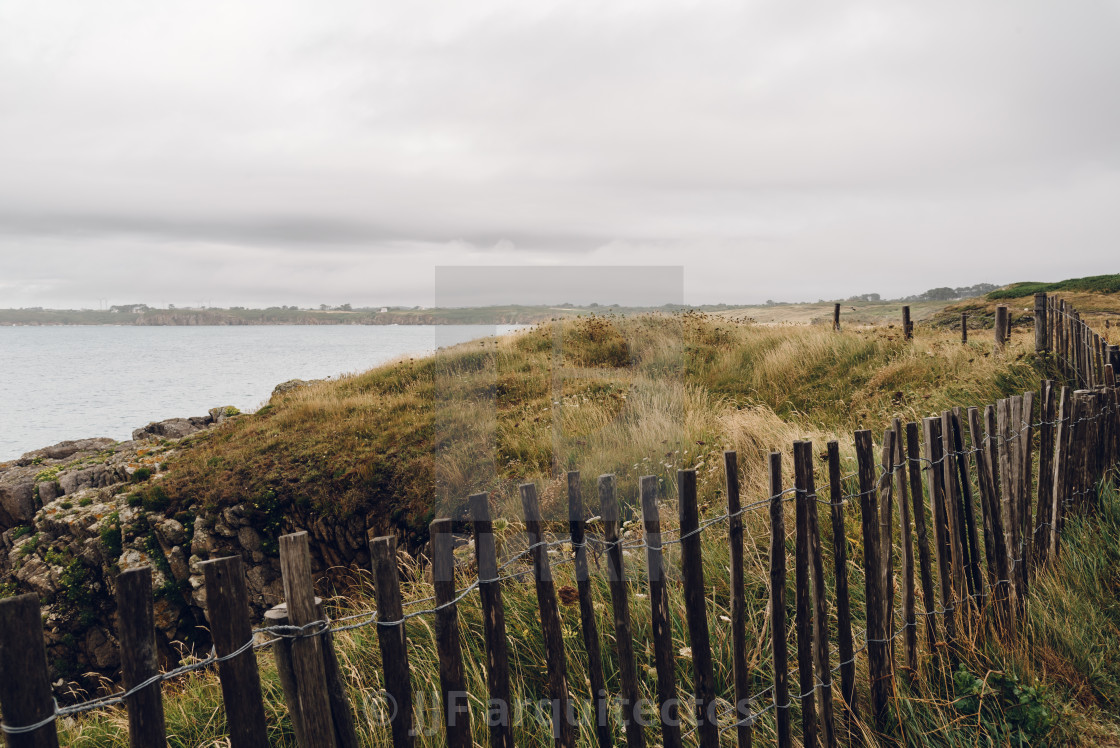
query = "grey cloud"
(0, 0, 1117, 308)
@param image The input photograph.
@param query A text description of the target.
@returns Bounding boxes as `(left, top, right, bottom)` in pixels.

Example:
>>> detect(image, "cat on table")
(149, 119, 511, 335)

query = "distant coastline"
(0, 303, 729, 326)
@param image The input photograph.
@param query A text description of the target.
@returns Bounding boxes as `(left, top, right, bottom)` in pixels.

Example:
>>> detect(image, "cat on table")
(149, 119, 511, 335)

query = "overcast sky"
(1, 1, 1118, 309)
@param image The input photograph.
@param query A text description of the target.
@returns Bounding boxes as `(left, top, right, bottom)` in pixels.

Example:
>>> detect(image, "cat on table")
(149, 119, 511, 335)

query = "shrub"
(131, 467, 153, 483)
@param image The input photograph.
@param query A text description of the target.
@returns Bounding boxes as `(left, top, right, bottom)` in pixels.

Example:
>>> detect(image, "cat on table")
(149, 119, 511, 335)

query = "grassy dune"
(60, 307, 1120, 746)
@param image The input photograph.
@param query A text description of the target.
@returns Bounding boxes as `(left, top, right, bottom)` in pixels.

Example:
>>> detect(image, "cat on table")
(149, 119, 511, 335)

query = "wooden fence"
(2, 293, 1119, 748)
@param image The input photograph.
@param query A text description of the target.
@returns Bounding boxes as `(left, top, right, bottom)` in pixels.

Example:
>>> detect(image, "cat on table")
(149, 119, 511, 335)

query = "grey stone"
(237, 526, 262, 552)
(0, 480, 35, 526)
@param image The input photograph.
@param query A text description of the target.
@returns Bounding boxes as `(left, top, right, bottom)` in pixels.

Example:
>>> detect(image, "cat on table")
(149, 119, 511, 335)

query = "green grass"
(42, 305, 1120, 745)
(987, 274, 1120, 300)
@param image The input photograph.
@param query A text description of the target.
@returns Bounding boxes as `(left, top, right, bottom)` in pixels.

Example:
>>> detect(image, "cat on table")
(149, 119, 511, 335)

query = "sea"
(0, 325, 524, 461)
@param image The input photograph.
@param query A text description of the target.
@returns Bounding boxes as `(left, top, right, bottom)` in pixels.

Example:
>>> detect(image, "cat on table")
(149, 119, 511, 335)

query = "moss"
(34, 466, 61, 482)
(99, 512, 122, 559)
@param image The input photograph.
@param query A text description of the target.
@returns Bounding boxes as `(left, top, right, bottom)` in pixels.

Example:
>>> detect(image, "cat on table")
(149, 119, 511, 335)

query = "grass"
(42, 304, 1120, 745)
(158, 312, 1050, 543)
(986, 275, 1120, 300)
(57, 473, 1120, 746)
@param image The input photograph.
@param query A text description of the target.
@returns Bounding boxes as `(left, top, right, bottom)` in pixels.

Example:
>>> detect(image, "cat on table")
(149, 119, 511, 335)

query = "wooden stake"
(906, 423, 939, 651)
(116, 566, 167, 748)
(201, 556, 269, 748)
(600, 476, 645, 748)
(796, 441, 835, 748)
(792, 445, 819, 747)
(430, 519, 473, 748)
(566, 473, 611, 748)
(855, 431, 889, 729)
(469, 492, 514, 748)
(951, 409, 984, 597)
(769, 452, 793, 748)
(0, 594, 61, 748)
(724, 453, 754, 748)
(678, 469, 718, 746)
(923, 417, 958, 653)
(520, 482, 574, 748)
(826, 442, 858, 724)
(280, 533, 338, 748)
(892, 420, 918, 679)
(640, 475, 683, 748)
(1035, 293, 1049, 352)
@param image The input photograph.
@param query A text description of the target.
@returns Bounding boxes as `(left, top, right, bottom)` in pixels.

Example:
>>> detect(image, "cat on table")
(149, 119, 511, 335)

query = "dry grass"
(56, 305, 1120, 746)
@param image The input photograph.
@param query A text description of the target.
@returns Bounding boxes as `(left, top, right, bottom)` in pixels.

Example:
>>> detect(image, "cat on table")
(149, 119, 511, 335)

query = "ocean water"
(0, 325, 521, 461)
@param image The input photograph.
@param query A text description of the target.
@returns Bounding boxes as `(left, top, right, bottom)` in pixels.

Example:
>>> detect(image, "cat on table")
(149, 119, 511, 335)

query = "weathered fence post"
(640, 475, 683, 748)
(968, 407, 1007, 627)
(903, 306, 913, 340)
(566, 473, 611, 748)
(599, 476, 646, 748)
(369, 535, 414, 748)
(520, 483, 574, 748)
(430, 518, 473, 748)
(768, 452, 793, 748)
(724, 452, 754, 748)
(892, 420, 918, 680)
(879, 430, 897, 664)
(1020, 391, 1036, 598)
(923, 416, 959, 654)
(826, 442, 858, 726)
(0, 594, 61, 748)
(995, 305, 1009, 350)
(469, 492, 514, 748)
(280, 533, 339, 748)
(117, 566, 167, 748)
(792, 445, 819, 747)
(939, 412, 970, 611)
(796, 440, 835, 748)
(201, 556, 270, 748)
(984, 404, 1016, 632)
(834, 303, 841, 332)
(951, 409, 984, 599)
(264, 599, 358, 748)
(996, 400, 1022, 614)
(1035, 293, 1049, 352)
(855, 430, 890, 729)
(678, 470, 718, 746)
(1033, 382, 1056, 568)
(905, 422, 939, 652)
(962, 312, 968, 344)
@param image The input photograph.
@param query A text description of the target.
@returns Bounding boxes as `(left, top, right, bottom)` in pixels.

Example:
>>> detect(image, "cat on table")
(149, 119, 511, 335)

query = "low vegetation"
(41, 283, 1120, 744)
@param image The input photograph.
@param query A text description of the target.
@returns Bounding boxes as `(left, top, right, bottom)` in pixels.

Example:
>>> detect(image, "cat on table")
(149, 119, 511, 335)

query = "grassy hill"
(38, 289, 1120, 746)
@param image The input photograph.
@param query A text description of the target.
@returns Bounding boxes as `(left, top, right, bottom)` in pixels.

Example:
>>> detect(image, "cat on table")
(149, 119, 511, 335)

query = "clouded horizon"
(2, 1, 1118, 309)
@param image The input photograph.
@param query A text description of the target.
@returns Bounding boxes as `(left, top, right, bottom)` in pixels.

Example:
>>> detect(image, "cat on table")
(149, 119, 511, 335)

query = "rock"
(237, 526, 262, 552)
(191, 518, 216, 554)
(58, 465, 125, 495)
(167, 546, 189, 581)
(266, 376, 311, 400)
(208, 406, 239, 424)
(0, 479, 35, 526)
(37, 481, 62, 504)
(155, 519, 186, 548)
(16, 438, 116, 466)
(152, 598, 180, 633)
(82, 627, 119, 669)
(131, 417, 211, 442)
(15, 557, 56, 598)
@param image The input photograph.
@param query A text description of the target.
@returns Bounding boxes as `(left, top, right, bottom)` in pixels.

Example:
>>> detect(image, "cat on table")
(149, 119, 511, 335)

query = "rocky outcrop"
(0, 409, 245, 698)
